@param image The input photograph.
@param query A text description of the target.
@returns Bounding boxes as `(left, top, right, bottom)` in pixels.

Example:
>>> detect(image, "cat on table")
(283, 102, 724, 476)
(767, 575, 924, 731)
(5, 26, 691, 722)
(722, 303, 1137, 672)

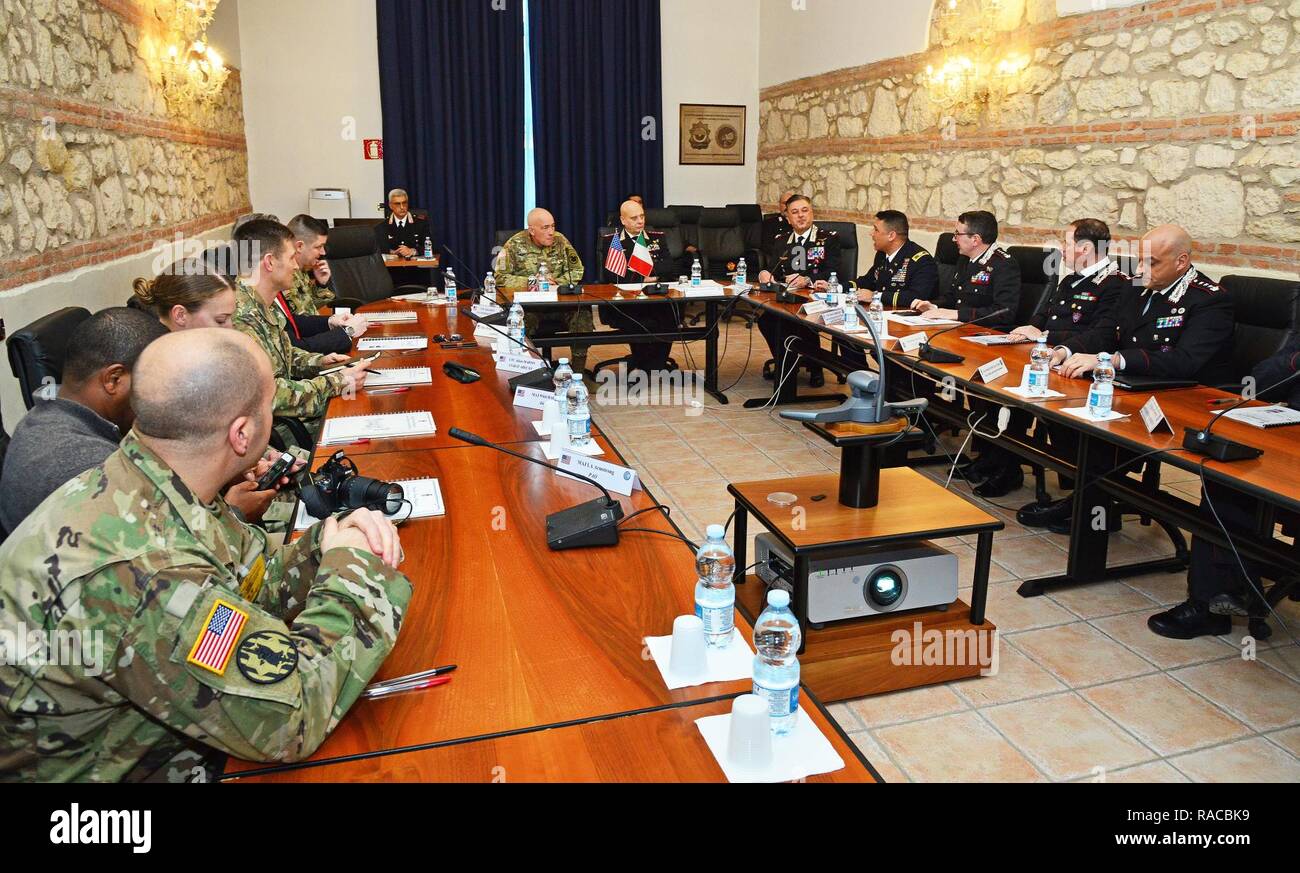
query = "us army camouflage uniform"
(233, 279, 348, 423)
(0, 433, 412, 782)
(283, 269, 335, 316)
(494, 230, 592, 371)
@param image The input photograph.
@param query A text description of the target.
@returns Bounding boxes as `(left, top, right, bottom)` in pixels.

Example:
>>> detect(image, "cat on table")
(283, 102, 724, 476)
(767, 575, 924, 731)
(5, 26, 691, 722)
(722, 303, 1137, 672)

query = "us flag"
(187, 601, 247, 674)
(604, 232, 628, 278)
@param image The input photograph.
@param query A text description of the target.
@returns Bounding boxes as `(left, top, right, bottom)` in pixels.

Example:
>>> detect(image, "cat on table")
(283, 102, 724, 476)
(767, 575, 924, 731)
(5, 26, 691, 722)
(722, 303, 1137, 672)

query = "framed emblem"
(679, 104, 747, 166)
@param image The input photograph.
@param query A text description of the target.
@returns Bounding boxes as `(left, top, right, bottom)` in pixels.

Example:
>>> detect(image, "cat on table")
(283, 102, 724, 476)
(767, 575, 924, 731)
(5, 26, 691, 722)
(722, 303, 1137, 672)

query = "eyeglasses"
(953, 231, 977, 238)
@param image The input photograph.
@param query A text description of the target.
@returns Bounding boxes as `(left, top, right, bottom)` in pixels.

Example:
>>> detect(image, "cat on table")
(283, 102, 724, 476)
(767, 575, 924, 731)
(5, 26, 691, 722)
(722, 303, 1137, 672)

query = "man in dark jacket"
(597, 200, 682, 373)
(854, 210, 940, 308)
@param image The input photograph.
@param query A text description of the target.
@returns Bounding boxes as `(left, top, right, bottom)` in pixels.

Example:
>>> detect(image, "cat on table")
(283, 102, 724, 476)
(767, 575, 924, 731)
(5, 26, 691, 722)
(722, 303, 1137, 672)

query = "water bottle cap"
(767, 589, 791, 608)
(1098, 352, 1111, 360)
(706, 524, 726, 540)
(558, 357, 569, 365)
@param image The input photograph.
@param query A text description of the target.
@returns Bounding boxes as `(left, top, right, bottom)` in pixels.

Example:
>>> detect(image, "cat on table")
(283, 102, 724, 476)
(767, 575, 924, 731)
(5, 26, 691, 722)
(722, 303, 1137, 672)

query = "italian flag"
(628, 233, 654, 277)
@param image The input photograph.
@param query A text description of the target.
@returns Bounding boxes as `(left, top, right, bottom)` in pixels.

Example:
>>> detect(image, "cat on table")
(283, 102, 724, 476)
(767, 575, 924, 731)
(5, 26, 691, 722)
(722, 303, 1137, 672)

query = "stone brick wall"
(757, 0, 1300, 274)
(0, 0, 250, 291)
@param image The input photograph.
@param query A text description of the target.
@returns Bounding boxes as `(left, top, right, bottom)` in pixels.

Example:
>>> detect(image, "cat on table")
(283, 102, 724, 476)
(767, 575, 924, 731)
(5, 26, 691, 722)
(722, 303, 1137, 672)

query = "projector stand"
(803, 417, 923, 508)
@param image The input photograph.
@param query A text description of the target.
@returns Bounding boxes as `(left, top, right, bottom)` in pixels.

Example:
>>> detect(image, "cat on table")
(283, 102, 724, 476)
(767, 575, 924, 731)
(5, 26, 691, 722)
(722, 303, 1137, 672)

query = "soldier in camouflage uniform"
(230, 221, 371, 428)
(284, 214, 337, 316)
(494, 208, 592, 372)
(0, 330, 411, 782)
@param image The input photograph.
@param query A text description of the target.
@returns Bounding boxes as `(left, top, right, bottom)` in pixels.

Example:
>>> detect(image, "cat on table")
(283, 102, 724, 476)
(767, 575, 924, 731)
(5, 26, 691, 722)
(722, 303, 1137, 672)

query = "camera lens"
(865, 567, 905, 609)
(341, 477, 406, 516)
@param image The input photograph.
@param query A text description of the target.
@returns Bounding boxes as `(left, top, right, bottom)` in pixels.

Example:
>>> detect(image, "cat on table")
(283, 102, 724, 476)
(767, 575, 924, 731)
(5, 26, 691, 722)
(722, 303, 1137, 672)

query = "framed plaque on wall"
(679, 104, 747, 166)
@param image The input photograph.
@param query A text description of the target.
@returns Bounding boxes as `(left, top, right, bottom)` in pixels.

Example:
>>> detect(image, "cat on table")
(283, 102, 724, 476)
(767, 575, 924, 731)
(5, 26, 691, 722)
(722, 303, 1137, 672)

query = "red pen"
(347, 439, 372, 446)
(366, 387, 411, 396)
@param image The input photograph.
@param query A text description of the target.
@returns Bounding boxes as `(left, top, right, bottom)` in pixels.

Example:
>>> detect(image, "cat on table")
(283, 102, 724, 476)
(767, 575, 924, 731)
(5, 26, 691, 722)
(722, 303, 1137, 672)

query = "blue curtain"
(528, 0, 664, 281)
(376, 0, 525, 283)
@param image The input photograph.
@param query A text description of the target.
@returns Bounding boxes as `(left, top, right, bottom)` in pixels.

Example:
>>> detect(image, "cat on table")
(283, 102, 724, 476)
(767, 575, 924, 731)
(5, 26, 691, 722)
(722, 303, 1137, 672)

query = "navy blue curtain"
(529, 0, 664, 281)
(376, 0, 525, 284)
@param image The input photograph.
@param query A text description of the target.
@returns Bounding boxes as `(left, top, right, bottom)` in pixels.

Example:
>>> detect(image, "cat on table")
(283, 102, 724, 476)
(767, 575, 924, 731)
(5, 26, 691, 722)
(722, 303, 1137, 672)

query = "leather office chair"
(726, 204, 765, 257)
(645, 208, 688, 271)
(668, 205, 703, 255)
(1006, 246, 1061, 328)
(818, 221, 860, 282)
(6, 307, 92, 409)
(327, 225, 426, 305)
(696, 208, 756, 280)
(1218, 275, 1300, 393)
(934, 232, 959, 292)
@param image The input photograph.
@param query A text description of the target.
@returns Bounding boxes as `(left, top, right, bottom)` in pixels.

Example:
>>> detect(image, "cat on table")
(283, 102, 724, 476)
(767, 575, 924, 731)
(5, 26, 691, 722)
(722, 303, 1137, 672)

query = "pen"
(367, 665, 458, 690)
(1206, 397, 1238, 407)
(362, 676, 452, 700)
(366, 387, 411, 396)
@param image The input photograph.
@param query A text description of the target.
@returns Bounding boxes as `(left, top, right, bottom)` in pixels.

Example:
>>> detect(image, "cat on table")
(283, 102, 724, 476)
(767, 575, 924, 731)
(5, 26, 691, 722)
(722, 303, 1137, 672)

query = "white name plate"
(513, 291, 559, 304)
(513, 386, 553, 411)
(897, 331, 927, 354)
(556, 452, 641, 497)
(974, 357, 1009, 383)
(494, 352, 545, 374)
(1140, 396, 1173, 433)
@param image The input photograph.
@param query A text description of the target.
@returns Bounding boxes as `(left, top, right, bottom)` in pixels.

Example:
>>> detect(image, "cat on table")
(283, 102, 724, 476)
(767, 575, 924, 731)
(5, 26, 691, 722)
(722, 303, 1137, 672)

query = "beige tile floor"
(568, 316, 1300, 783)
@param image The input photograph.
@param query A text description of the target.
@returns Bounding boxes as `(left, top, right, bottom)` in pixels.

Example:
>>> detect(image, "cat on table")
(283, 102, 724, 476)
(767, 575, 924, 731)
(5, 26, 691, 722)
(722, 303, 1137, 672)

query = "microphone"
(557, 235, 581, 295)
(438, 243, 482, 295)
(1181, 368, 1300, 462)
(460, 307, 550, 364)
(460, 307, 554, 391)
(917, 307, 1012, 365)
(448, 427, 625, 550)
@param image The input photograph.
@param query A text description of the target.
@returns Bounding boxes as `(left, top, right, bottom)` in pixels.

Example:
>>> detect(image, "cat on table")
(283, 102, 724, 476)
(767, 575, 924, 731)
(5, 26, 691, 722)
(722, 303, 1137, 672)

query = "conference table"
(224, 299, 878, 783)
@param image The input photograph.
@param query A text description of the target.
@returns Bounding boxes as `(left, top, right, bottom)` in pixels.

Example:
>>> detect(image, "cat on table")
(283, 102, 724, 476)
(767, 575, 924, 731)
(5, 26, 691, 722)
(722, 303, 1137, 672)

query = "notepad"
(319, 411, 437, 445)
(363, 311, 420, 324)
(357, 335, 428, 352)
(364, 367, 433, 388)
(1216, 405, 1300, 429)
(295, 477, 445, 529)
(963, 333, 1032, 346)
(888, 313, 960, 327)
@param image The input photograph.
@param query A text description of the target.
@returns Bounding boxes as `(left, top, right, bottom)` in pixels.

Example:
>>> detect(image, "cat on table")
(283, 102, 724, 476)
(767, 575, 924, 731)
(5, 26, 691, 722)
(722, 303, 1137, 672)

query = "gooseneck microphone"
(917, 307, 1012, 365)
(1182, 368, 1300, 462)
(449, 427, 625, 550)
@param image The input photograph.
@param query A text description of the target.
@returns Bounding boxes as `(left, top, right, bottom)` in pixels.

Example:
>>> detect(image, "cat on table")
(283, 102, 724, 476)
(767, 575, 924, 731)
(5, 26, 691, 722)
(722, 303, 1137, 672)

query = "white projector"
(754, 534, 958, 627)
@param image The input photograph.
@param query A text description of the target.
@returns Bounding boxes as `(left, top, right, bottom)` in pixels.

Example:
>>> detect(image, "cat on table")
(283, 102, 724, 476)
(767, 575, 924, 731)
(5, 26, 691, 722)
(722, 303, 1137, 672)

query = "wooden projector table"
(729, 467, 1003, 702)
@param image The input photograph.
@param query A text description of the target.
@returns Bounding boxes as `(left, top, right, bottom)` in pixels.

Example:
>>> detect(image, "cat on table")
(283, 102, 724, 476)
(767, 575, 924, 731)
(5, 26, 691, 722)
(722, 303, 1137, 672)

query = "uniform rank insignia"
(809, 246, 825, 260)
(236, 631, 300, 685)
(1156, 316, 1184, 329)
(973, 271, 991, 285)
(187, 600, 249, 675)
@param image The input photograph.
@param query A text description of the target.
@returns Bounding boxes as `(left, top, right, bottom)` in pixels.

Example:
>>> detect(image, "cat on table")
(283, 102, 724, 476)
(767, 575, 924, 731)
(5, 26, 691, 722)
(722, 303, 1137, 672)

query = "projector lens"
(866, 567, 905, 609)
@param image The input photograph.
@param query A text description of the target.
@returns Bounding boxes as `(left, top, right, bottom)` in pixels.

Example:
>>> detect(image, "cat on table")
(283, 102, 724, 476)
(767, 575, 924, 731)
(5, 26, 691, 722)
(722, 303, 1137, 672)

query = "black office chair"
(818, 221, 861, 384)
(645, 208, 687, 269)
(326, 225, 426, 305)
(935, 232, 959, 292)
(1217, 275, 1300, 393)
(1006, 246, 1061, 328)
(726, 204, 765, 258)
(696, 208, 756, 280)
(668, 205, 703, 255)
(6, 307, 91, 409)
(759, 212, 787, 271)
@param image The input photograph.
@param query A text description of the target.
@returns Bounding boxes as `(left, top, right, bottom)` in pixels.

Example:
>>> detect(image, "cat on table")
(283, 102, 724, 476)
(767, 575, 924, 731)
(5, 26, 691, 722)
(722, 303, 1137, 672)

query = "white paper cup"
(727, 695, 773, 772)
(668, 615, 708, 678)
(549, 421, 570, 454)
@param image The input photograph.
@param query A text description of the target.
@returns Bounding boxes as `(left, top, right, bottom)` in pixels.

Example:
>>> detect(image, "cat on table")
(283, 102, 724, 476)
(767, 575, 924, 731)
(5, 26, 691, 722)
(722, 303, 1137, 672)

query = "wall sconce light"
(161, 39, 229, 107)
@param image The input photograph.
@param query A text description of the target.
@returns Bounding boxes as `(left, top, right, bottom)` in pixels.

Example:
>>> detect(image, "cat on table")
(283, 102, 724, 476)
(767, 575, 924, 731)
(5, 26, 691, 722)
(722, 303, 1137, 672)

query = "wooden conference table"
(224, 299, 877, 783)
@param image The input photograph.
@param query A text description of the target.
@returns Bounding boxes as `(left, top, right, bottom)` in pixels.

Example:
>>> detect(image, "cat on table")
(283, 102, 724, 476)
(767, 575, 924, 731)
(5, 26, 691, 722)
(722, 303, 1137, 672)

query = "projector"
(754, 534, 958, 627)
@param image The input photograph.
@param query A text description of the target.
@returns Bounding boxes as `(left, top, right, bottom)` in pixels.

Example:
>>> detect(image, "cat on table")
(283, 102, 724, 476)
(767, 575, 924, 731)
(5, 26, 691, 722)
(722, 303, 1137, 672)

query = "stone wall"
(757, 0, 1300, 274)
(0, 0, 250, 291)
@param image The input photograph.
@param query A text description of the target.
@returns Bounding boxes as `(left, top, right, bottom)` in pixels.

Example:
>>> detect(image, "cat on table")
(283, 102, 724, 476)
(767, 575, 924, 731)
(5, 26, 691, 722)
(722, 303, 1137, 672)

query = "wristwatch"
(344, 325, 357, 338)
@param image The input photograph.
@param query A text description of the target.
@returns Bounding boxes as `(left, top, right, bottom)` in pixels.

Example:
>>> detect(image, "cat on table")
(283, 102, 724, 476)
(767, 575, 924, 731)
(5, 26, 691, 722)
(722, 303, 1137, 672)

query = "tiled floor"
(573, 317, 1300, 783)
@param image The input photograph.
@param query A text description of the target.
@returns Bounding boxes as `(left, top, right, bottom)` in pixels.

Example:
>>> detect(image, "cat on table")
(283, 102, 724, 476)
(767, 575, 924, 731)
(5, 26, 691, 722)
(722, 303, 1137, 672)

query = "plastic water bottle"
(867, 296, 885, 337)
(1028, 338, 1051, 397)
(827, 272, 841, 305)
(1088, 352, 1115, 418)
(537, 262, 551, 294)
(425, 285, 438, 305)
(507, 302, 526, 351)
(843, 286, 859, 329)
(693, 524, 736, 648)
(443, 268, 457, 307)
(734, 257, 747, 291)
(691, 258, 702, 287)
(752, 589, 802, 736)
(423, 236, 433, 260)
(566, 379, 592, 448)
(483, 272, 497, 305)
(552, 357, 573, 406)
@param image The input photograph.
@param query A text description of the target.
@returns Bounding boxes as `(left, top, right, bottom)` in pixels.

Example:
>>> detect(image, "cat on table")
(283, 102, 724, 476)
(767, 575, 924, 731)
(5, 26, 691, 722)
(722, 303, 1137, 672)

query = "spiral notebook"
(294, 477, 445, 530)
(319, 411, 437, 445)
(358, 335, 428, 352)
(364, 367, 433, 387)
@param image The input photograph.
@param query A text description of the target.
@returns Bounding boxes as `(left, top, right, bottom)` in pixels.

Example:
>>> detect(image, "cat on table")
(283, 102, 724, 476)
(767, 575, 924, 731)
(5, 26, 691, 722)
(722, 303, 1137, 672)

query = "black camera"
(300, 452, 406, 520)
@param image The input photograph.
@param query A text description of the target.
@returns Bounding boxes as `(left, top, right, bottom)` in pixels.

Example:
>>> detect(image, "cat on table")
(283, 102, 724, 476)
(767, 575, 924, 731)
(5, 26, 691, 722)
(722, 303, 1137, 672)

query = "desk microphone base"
(918, 345, 964, 365)
(1181, 427, 1263, 462)
(546, 498, 625, 550)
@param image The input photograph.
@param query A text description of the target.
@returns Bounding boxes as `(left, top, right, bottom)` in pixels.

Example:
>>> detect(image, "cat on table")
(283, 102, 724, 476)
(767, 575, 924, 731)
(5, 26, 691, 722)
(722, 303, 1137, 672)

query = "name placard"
(898, 331, 927, 354)
(801, 300, 831, 317)
(513, 386, 553, 411)
(472, 303, 503, 317)
(556, 452, 642, 497)
(1140, 396, 1173, 434)
(513, 291, 559, 304)
(494, 352, 544, 374)
(974, 357, 1009, 383)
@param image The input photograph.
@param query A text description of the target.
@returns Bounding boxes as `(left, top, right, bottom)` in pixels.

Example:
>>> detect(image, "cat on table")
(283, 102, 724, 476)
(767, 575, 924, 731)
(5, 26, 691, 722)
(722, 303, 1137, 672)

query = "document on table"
(362, 311, 420, 324)
(363, 367, 432, 387)
(319, 411, 437, 445)
(962, 333, 1032, 346)
(1215, 404, 1300, 429)
(357, 335, 428, 351)
(888, 313, 960, 327)
(295, 477, 444, 529)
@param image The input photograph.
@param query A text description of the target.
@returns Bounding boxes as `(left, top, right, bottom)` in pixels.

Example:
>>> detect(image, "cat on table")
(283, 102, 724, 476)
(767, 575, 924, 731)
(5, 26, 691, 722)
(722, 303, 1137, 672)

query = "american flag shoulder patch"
(186, 599, 249, 676)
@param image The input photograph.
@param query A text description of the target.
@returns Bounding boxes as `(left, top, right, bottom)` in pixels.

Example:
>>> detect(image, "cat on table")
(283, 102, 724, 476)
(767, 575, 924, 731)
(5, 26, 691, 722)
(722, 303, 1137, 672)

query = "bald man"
(597, 200, 682, 373)
(1052, 224, 1234, 385)
(0, 330, 412, 782)
(494, 208, 591, 371)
